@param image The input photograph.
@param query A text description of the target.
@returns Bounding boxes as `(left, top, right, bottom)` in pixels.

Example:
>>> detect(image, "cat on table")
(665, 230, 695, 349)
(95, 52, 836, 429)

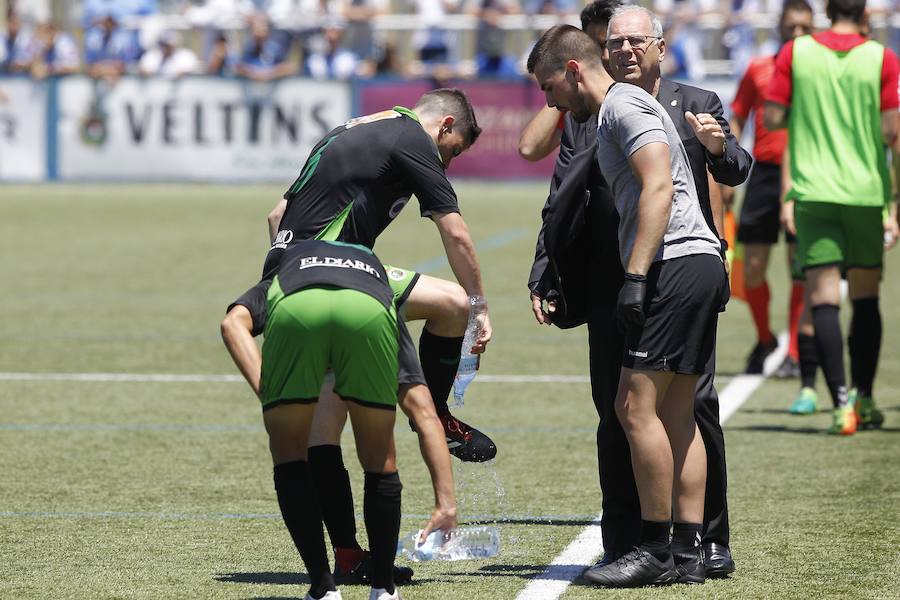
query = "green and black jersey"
(231, 240, 394, 336)
(264, 107, 459, 277)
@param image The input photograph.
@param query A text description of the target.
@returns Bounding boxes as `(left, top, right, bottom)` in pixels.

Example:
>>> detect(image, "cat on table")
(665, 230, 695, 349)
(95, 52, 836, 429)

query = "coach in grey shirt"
(598, 82, 721, 267)
(528, 7, 728, 588)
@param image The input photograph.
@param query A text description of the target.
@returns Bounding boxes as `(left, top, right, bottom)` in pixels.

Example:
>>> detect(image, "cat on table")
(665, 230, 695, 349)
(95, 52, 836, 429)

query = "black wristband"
(624, 272, 647, 283)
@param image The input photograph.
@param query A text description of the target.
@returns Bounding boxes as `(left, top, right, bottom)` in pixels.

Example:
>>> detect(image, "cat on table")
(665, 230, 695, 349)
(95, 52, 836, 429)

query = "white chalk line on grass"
(0, 372, 591, 384)
(514, 332, 788, 600)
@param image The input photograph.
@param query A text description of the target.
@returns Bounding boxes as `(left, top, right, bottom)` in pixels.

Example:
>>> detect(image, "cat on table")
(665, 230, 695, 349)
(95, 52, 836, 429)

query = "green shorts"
(260, 287, 399, 411)
(794, 202, 884, 271)
(383, 264, 420, 318)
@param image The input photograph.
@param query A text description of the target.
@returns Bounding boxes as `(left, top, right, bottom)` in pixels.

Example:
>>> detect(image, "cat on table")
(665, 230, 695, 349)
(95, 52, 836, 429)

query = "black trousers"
(588, 309, 730, 555)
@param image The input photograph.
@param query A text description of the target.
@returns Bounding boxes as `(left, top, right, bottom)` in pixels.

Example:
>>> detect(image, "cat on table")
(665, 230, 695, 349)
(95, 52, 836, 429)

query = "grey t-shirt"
(596, 83, 720, 268)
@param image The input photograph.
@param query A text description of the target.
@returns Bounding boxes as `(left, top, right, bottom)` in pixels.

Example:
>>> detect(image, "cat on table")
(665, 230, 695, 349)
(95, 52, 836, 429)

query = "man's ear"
(440, 115, 456, 136)
(565, 59, 581, 82)
(657, 38, 666, 63)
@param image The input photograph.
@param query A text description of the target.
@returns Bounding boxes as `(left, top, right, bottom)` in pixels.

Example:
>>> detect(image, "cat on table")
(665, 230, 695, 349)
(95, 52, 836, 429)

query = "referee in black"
(526, 0, 750, 577)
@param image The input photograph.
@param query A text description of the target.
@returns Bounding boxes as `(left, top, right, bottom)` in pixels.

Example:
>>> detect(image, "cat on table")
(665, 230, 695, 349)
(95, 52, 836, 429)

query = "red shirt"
(732, 55, 787, 164)
(766, 31, 900, 111)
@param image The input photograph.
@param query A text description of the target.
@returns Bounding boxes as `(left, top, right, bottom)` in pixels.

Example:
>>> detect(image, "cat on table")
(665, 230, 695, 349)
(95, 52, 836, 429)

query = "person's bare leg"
(660, 374, 705, 525)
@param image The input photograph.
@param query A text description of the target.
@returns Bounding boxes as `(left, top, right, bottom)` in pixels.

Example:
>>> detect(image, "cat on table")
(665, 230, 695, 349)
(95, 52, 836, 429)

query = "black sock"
(849, 298, 881, 397)
(363, 471, 403, 594)
(811, 304, 848, 408)
(418, 329, 463, 416)
(273, 460, 335, 598)
(638, 519, 671, 562)
(671, 522, 702, 558)
(798, 333, 818, 389)
(308, 445, 360, 550)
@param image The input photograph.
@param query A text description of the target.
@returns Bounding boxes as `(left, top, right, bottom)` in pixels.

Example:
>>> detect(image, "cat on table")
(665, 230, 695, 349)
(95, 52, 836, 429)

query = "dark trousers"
(588, 311, 730, 555)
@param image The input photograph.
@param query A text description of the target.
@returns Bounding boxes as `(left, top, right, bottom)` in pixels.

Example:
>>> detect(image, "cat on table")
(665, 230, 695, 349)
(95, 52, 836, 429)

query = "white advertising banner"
(57, 76, 351, 181)
(0, 78, 47, 181)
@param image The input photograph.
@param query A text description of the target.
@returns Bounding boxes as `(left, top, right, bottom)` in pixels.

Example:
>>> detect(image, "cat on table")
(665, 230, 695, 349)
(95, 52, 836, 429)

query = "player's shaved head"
(526, 24, 603, 76)
(414, 88, 482, 146)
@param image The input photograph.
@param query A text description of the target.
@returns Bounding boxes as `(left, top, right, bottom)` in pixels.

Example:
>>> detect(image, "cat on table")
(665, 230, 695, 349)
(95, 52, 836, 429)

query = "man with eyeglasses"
(525, 1, 749, 585)
(529, 4, 741, 587)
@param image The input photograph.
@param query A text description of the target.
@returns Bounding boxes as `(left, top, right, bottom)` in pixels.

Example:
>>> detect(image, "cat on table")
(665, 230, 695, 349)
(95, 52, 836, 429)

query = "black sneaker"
(582, 548, 676, 588)
(582, 551, 622, 578)
(744, 338, 779, 374)
(440, 413, 497, 462)
(333, 549, 413, 586)
(673, 547, 705, 584)
(773, 356, 801, 379)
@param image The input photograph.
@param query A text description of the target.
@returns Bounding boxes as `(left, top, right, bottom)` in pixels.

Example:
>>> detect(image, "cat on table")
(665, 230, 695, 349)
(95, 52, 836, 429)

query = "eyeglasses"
(607, 35, 660, 52)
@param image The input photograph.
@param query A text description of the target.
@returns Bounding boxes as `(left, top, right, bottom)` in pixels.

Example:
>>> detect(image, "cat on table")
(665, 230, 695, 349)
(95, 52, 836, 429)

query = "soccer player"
(764, 0, 900, 434)
(527, 0, 749, 580)
(264, 89, 493, 583)
(529, 9, 728, 587)
(727, 0, 813, 376)
(221, 239, 457, 600)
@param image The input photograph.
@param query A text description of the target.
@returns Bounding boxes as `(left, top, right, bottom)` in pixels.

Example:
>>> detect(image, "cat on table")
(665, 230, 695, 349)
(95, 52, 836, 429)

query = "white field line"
(514, 332, 788, 600)
(0, 372, 591, 384)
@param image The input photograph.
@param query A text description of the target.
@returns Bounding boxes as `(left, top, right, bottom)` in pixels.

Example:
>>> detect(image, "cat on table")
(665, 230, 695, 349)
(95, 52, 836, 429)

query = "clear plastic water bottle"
(451, 295, 488, 407)
(396, 526, 500, 562)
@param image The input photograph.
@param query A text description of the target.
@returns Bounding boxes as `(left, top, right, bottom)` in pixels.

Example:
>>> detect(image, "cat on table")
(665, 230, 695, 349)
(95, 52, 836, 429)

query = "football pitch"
(1, 182, 899, 599)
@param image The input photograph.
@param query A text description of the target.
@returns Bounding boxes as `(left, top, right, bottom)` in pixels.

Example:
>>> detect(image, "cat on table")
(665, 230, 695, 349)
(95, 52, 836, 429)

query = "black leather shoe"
(581, 550, 621, 579)
(674, 547, 706, 584)
(703, 542, 735, 578)
(583, 548, 676, 588)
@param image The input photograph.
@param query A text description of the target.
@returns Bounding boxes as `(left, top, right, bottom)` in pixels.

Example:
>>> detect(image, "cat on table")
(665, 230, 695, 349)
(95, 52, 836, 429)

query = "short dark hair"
(526, 24, 603, 75)
(781, 0, 813, 21)
(826, 0, 866, 23)
(580, 0, 622, 31)
(414, 88, 482, 146)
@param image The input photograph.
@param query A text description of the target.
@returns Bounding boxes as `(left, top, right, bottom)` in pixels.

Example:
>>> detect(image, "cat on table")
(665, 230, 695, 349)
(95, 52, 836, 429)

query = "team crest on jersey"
(388, 268, 408, 281)
(389, 196, 411, 219)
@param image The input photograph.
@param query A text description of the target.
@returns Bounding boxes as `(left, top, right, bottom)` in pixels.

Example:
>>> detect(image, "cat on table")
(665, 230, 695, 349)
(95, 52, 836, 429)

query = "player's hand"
(616, 273, 647, 332)
(884, 217, 899, 250)
(530, 291, 555, 325)
(419, 504, 458, 544)
(685, 111, 726, 156)
(470, 312, 492, 354)
(781, 200, 796, 236)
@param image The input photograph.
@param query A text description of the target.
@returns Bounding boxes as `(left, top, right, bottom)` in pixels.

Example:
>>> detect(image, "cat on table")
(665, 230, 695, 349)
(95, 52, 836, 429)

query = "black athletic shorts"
(622, 253, 726, 375)
(737, 161, 796, 245)
(397, 319, 426, 386)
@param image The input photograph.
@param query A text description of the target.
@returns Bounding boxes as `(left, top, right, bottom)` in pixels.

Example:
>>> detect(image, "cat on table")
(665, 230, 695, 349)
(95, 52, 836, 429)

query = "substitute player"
(764, 0, 900, 434)
(264, 89, 493, 583)
(221, 239, 457, 600)
(727, 0, 813, 376)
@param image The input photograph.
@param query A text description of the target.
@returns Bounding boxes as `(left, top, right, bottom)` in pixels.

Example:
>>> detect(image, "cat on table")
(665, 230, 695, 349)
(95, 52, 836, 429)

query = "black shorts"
(397, 319, 426, 386)
(737, 161, 796, 245)
(622, 254, 726, 375)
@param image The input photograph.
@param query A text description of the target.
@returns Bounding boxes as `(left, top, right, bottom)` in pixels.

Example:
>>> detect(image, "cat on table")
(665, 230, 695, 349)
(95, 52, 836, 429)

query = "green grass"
(1, 183, 898, 599)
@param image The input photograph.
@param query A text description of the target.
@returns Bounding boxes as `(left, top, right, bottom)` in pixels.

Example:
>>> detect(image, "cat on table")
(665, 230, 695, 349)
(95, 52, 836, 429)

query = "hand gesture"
(685, 111, 726, 156)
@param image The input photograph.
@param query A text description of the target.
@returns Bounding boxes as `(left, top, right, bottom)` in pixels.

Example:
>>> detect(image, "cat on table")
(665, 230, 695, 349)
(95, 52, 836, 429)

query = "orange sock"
(745, 282, 775, 345)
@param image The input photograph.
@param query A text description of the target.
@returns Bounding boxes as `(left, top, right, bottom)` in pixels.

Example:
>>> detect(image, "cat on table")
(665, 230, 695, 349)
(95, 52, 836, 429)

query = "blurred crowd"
(1, 0, 899, 82)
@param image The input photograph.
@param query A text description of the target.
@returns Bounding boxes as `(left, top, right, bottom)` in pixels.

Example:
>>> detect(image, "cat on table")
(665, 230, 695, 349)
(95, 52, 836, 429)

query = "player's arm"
(220, 305, 262, 397)
(397, 381, 458, 540)
(763, 102, 788, 131)
(881, 110, 899, 147)
(707, 168, 726, 240)
(518, 106, 564, 162)
(431, 212, 492, 352)
(626, 142, 674, 276)
(268, 198, 287, 243)
(780, 146, 796, 235)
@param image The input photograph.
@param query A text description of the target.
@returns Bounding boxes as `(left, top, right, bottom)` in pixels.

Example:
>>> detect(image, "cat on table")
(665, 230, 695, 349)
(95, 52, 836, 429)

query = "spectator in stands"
(139, 30, 200, 77)
(205, 30, 234, 76)
(409, 0, 462, 74)
(468, 0, 521, 78)
(235, 12, 295, 81)
(304, 22, 360, 80)
(342, 0, 390, 76)
(21, 20, 81, 79)
(1, 9, 32, 74)
(84, 14, 143, 80)
(81, 0, 159, 27)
